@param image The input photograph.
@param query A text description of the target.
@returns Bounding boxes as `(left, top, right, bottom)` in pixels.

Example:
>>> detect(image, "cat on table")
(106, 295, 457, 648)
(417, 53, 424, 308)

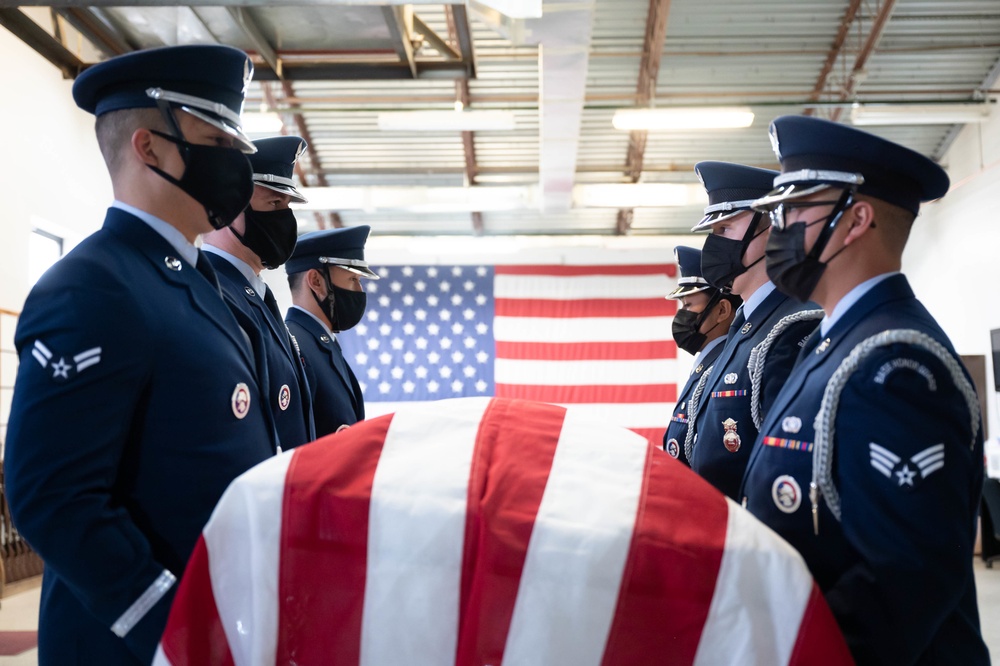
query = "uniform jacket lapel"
(103, 209, 255, 370)
(286, 308, 360, 413)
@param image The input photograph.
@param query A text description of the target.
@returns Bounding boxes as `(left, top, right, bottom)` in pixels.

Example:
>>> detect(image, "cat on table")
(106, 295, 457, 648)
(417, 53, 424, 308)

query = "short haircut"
(94, 108, 167, 177)
(288, 270, 310, 292)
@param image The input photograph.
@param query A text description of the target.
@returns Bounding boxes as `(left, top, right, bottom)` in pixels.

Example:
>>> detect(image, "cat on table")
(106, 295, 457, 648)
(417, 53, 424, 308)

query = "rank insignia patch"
(869, 442, 944, 489)
(32, 340, 102, 383)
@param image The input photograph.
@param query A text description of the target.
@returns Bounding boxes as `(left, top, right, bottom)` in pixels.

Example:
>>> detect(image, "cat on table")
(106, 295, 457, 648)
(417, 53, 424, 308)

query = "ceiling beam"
(227, 6, 282, 79)
(618, 0, 672, 235)
(803, 0, 862, 117)
(457, 80, 479, 186)
(413, 14, 460, 61)
(382, 5, 418, 79)
(0, 8, 84, 78)
(252, 60, 470, 81)
(446, 4, 476, 78)
(829, 0, 898, 122)
(53, 7, 132, 57)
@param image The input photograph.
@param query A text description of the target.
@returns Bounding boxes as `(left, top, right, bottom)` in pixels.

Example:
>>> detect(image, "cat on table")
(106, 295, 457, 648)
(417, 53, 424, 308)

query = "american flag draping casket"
(153, 397, 852, 666)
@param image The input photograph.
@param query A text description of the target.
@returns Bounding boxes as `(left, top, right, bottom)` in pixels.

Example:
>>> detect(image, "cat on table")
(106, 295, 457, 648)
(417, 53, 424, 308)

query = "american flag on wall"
(336, 263, 679, 445)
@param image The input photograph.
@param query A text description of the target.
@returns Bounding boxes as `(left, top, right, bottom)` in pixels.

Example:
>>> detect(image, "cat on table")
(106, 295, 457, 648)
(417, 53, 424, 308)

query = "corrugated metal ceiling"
(3, 0, 999, 237)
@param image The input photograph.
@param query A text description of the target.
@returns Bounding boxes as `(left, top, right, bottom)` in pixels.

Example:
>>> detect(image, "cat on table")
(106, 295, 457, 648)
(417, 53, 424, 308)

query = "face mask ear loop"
(739, 211, 768, 271)
(152, 99, 190, 166)
(696, 290, 726, 336)
(805, 188, 855, 264)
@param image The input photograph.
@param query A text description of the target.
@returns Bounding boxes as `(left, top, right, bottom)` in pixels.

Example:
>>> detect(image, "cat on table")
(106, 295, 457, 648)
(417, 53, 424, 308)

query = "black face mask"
(313, 269, 367, 332)
(700, 212, 766, 291)
(671, 292, 723, 355)
(765, 190, 855, 302)
(231, 207, 298, 269)
(147, 130, 254, 230)
(765, 223, 827, 302)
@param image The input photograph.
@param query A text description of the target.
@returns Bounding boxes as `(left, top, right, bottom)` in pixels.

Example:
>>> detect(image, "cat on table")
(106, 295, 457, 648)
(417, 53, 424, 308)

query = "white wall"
(905, 106, 1000, 439)
(0, 23, 111, 313)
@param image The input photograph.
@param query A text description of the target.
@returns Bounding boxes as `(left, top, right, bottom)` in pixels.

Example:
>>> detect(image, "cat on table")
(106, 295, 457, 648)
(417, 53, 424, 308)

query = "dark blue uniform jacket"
(4, 209, 276, 665)
(207, 253, 315, 449)
(286, 307, 364, 437)
(740, 274, 988, 665)
(663, 341, 724, 460)
(687, 287, 821, 499)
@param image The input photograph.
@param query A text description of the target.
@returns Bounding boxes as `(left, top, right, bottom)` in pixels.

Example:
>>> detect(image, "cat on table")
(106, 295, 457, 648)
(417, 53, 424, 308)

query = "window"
(29, 228, 64, 286)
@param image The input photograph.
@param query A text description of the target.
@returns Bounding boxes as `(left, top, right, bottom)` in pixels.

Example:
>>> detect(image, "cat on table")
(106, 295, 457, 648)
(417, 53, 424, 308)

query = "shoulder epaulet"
(683, 364, 715, 462)
(748, 309, 824, 428)
(810, 329, 980, 533)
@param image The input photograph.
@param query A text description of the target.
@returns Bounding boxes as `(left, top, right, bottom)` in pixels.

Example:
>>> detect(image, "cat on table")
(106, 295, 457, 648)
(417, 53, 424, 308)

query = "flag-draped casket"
(154, 397, 852, 665)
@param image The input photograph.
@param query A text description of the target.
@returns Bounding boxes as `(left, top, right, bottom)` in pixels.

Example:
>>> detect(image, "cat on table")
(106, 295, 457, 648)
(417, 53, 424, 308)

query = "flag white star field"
(337, 263, 679, 445)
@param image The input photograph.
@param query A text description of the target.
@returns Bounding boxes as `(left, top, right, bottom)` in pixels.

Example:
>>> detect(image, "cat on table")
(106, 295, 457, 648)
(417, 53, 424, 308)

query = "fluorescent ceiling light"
(612, 107, 754, 131)
(850, 103, 992, 126)
(377, 110, 516, 131)
(572, 183, 707, 208)
(241, 112, 284, 134)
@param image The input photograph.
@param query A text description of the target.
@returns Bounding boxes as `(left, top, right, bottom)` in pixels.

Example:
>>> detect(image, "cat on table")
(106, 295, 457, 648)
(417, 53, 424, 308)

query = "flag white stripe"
(495, 273, 673, 300)
(695, 498, 812, 666)
(204, 450, 292, 666)
(494, 316, 673, 343)
(496, 358, 676, 385)
(503, 411, 647, 665)
(560, 403, 674, 429)
(361, 397, 486, 666)
(363, 401, 674, 430)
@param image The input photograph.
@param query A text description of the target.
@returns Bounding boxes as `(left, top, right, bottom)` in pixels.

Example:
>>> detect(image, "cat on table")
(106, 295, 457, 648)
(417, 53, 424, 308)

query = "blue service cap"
(753, 115, 950, 215)
(285, 225, 379, 279)
(691, 161, 779, 231)
(668, 246, 712, 298)
(250, 136, 308, 203)
(72, 44, 256, 153)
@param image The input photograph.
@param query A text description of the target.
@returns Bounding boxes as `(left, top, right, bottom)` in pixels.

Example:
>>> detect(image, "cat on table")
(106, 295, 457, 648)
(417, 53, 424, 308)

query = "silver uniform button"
(164, 256, 182, 271)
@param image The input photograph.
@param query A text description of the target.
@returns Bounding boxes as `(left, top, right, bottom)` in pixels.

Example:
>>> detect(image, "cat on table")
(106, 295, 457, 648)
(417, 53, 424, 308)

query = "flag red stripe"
(494, 298, 676, 318)
(495, 264, 676, 276)
(495, 383, 677, 404)
(496, 340, 677, 361)
(276, 415, 394, 664)
(600, 449, 731, 664)
(788, 584, 855, 665)
(158, 537, 235, 666)
(457, 398, 566, 664)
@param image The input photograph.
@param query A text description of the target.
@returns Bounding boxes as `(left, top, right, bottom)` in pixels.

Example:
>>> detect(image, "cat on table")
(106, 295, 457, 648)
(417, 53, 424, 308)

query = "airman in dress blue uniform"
(285, 226, 377, 436)
(740, 115, 988, 664)
(3, 45, 276, 664)
(684, 162, 823, 499)
(203, 135, 315, 450)
(662, 246, 741, 461)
